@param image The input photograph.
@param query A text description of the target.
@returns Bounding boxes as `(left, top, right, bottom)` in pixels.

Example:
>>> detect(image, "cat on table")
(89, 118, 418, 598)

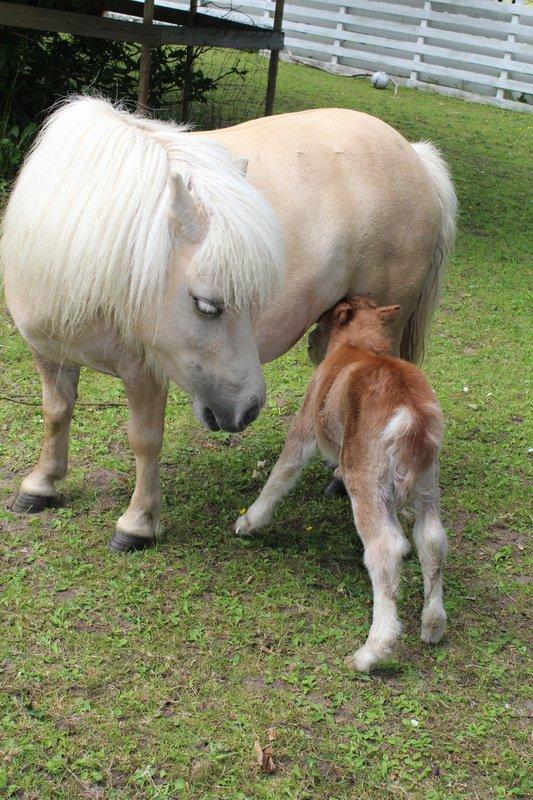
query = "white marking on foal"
(381, 405, 413, 441)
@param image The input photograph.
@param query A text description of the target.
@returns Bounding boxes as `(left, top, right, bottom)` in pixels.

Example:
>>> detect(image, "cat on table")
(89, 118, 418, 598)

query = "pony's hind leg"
(413, 465, 448, 644)
(109, 369, 168, 553)
(344, 480, 410, 672)
(13, 352, 80, 513)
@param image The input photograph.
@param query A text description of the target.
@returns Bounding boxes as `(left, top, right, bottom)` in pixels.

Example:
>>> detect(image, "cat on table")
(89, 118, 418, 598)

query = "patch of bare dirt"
(86, 469, 122, 487)
(74, 621, 111, 634)
(243, 675, 291, 692)
(55, 588, 79, 603)
(488, 526, 528, 550)
(333, 705, 358, 726)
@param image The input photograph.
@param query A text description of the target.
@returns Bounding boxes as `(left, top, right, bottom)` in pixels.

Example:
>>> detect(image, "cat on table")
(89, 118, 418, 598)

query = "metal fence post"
(265, 0, 285, 116)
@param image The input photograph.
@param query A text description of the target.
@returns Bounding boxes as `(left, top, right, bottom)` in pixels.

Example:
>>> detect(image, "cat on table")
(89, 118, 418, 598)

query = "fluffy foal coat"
(235, 297, 448, 672)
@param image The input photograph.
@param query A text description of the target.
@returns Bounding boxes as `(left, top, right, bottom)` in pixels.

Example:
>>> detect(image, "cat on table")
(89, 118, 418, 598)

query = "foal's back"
(311, 344, 442, 488)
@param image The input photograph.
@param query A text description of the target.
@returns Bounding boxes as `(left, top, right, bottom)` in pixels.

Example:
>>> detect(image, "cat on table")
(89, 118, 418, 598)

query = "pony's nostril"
(202, 407, 220, 431)
(240, 401, 261, 429)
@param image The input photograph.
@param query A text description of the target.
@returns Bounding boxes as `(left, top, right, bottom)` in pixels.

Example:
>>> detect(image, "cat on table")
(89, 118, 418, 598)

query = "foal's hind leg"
(109, 369, 168, 553)
(13, 352, 80, 513)
(344, 477, 410, 672)
(413, 466, 448, 644)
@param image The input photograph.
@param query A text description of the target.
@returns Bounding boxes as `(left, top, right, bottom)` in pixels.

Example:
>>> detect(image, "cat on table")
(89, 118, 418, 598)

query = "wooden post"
(264, 0, 285, 116)
(410, 0, 431, 86)
(497, 11, 519, 101)
(181, 0, 198, 122)
(137, 0, 155, 112)
(331, 5, 346, 68)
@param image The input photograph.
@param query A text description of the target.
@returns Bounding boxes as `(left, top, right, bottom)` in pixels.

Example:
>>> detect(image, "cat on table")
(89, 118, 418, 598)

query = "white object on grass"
(371, 71, 390, 89)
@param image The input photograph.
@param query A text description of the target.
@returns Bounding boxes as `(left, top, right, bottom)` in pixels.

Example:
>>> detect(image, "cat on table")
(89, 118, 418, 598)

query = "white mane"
(0, 96, 285, 339)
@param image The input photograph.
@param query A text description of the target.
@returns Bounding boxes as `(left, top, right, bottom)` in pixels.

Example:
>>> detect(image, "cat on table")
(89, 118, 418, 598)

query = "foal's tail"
(380, 403, 444, 505)
(400, 142, 457, 364)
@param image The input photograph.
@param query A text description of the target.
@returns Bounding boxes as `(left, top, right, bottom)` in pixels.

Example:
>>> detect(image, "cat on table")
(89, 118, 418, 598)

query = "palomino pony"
(1, 97, 456, 552)
(235, 297, 447, 671)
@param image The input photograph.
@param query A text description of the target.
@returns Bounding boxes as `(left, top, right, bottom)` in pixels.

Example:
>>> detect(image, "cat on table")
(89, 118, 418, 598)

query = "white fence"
(165, 0, 533, 111)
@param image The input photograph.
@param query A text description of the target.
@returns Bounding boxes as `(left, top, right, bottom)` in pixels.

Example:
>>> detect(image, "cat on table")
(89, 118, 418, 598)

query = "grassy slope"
(0, 62, 532, 800)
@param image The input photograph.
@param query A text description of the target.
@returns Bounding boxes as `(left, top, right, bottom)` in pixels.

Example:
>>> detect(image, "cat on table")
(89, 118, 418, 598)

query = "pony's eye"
(194, 296, 222, 317)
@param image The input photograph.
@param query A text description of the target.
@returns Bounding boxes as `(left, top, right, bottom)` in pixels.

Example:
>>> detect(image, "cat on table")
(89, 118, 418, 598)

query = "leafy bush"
(0, 1, 233, 192)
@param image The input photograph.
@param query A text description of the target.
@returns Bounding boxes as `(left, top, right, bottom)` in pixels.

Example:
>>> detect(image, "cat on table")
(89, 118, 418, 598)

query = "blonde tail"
(401, 142, 457, 363)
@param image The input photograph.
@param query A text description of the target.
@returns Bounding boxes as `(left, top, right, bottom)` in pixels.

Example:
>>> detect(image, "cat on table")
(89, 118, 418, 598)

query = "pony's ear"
(232, 156, 249, 177)
(377, 304, 401, 322)
(168, 172, 209, 243)
(332, 301, 354, 327)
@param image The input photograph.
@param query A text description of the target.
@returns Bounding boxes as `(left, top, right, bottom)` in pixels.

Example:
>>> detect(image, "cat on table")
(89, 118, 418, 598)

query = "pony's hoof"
(234, 514, 252, 536)
(420, 615, 447, 644)
(108, 531, 156, 553)
(345, 646, 383, 673)
(11, 493, 62, 514)
(325, 477, 348, 498)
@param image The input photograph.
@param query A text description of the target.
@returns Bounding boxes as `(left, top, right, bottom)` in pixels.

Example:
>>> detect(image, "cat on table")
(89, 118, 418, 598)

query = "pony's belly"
(205, 108, 440, 364)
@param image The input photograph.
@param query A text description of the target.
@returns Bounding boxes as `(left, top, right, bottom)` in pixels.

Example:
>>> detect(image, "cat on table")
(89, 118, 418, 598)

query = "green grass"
(1, 62, 532, 800)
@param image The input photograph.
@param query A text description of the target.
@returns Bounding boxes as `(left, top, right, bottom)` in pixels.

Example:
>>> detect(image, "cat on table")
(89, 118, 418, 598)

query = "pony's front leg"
(235, 408, 316, 535)
(13, 353, 80, 513)
(109, 372, 168, 553)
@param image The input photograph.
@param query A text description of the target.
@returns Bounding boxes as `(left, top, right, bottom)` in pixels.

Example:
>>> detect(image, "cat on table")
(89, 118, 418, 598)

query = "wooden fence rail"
(163, 0, 533, 111)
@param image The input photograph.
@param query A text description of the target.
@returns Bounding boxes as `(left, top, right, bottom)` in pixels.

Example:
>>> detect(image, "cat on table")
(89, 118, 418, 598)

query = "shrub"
(0, 1, 228, 191)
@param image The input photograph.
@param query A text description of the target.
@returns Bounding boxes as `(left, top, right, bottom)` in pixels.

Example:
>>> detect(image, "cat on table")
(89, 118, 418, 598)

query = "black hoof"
(324, 477, 348, 498)
(11, 493, 62, 514)
(109, 531, 156, 553)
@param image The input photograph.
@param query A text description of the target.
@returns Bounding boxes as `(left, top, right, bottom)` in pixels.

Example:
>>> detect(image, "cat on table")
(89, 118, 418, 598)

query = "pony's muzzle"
(196, 396, 263, 434)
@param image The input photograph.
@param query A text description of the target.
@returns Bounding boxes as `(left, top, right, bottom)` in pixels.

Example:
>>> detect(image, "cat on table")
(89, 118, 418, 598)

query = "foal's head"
(308, 297, 401, 362)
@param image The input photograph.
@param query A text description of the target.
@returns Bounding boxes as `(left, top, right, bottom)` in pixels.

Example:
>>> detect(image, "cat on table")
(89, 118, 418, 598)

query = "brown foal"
(235, 297, 448, 671)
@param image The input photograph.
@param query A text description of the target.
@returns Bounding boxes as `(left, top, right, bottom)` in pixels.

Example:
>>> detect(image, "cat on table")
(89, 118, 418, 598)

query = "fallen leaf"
(254, 739, 276, 774)
(267, 727, 277, 741)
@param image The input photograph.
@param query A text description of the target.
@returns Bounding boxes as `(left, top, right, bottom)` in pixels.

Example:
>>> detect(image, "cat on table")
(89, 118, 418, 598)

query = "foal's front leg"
(13, 352, 80, 513)
(109, 370, 168, 553)
(235, 407, 316, 535)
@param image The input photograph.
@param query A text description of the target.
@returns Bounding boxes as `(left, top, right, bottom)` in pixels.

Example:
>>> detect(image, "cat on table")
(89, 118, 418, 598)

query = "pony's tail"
(400, 142, 457, 364)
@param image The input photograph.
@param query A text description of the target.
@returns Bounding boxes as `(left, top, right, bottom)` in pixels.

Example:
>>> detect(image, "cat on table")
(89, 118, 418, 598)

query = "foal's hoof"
(11, 493, 62, 514)
(325, 477, 348, 498)
(108, 531, 156, 553)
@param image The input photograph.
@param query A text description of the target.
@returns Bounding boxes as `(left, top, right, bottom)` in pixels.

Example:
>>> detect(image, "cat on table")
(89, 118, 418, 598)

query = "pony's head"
(140, 169, 283, 433)
(1, 97, 284, 433)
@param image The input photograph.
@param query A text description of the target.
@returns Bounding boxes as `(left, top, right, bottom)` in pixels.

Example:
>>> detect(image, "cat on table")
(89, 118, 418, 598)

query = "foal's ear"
(168, 172, 209, 244)
(332, 302, 354, 327)
(377, 304, 401, 322)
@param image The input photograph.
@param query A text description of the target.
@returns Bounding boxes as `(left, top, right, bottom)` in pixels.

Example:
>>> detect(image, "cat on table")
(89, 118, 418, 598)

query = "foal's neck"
(328, 328, 393, 358)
